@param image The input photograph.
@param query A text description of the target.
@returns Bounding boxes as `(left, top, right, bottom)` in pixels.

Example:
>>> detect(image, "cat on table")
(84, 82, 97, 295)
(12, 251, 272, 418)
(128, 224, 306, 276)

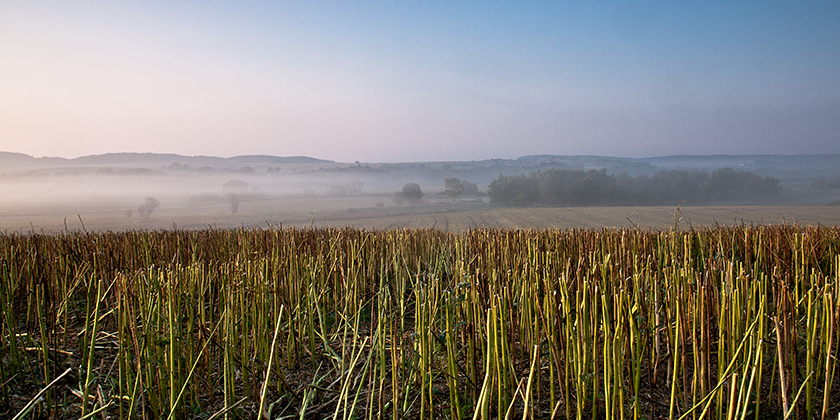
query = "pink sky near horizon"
(2, 2, 839, 162)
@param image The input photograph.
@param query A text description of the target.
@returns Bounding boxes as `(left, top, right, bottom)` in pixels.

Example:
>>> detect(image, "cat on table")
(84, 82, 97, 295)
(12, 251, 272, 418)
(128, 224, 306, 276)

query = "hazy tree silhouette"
(137, 197, 160, 219)
(393, 182, 423, 205)
(462, 180, 479, 196)
(445, 177, 465, 202)
(488, 174, 539, 206)
(347, 180, 364, 194)
(228, 194, 240, 214)
(489, 167, 781, 206)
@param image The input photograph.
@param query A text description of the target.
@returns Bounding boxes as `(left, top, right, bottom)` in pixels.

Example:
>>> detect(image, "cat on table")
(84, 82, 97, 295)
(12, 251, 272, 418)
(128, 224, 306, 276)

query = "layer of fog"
(2, 153, 840, 232)
(0, 170, 452, 214)
(0, 158, 492, 232)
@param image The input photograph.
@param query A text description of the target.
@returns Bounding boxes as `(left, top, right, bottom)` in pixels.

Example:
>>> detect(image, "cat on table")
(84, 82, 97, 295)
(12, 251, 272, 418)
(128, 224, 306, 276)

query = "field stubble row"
(1, 225, 839, 419)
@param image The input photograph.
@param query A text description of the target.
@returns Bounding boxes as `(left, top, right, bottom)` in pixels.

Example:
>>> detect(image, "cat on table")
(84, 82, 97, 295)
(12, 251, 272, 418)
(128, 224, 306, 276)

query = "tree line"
(488, 167, 782, 207)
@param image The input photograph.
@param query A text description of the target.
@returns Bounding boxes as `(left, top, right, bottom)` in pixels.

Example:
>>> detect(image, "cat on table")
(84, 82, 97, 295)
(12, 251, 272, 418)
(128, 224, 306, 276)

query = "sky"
(1, 1, 839, 162)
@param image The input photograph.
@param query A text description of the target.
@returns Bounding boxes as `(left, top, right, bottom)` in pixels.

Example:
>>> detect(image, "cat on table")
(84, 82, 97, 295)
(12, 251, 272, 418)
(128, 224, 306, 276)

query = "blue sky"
(1, 1, 838, 162)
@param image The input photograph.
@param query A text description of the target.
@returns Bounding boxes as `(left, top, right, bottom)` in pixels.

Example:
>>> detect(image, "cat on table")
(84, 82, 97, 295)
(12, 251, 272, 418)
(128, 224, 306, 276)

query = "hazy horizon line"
(4, 150, 840, 165)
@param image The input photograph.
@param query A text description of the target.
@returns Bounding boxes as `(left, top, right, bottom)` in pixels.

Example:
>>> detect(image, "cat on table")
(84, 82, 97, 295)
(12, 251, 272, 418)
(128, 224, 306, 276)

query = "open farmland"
(2, 225, 839, 419)
(2, 194, 840, 233)
(303, 205, 840, 232)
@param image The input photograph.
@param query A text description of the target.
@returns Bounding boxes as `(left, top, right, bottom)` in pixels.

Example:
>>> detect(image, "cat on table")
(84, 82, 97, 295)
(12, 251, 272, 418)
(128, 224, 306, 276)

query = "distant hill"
(0, 151, 37, 162)
(72, 153, 209, 165)
(228, 155, 332, 164)
(3, 151, 840, 206)
(0, 152, 333, 173)
(0, 152, 67, 169)
(3, 151, 839, 182)
(72, 153, 332, 166)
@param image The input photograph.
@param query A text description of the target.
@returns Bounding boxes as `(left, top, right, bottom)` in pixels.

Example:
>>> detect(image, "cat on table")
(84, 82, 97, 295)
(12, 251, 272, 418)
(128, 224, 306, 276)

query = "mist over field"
(2, 152, 840, 232)
(3, 2, 838, 232)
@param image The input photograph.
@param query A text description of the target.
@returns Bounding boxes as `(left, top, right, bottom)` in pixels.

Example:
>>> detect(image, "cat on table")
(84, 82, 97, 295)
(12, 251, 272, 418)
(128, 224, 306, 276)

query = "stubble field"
(2, 223, 839, 419)
(3, 192, 840, 419)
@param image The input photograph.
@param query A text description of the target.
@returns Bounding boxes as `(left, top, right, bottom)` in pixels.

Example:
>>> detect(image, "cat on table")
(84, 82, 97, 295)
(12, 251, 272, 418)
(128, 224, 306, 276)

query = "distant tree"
(532, 168, 618, 206)
(462, 180, 479, 196)
(704, 168, 742, 200)
(811, 177, 829, 190)
(403, 182, 423, 203)
(137, 197, 160, 219)
(347, 180, 364, 195)
(327, 185, 349, 197)
(445, 177, 465, 202)
(167, 162, 189, 171)
(223, 179, 249, 194)
(704, 168, 781, 202)
(228, 194, 240, 214)
(646, 170, 707, 204)
(326, 181, 363, 197)
(811, 176, 840, 190)
(393, 182, 423, 205)
(488, 174, 539, 206)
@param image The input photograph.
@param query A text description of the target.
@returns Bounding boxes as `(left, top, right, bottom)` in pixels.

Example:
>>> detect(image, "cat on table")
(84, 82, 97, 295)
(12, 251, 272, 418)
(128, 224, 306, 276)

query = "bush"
(393, 182, 423, 205)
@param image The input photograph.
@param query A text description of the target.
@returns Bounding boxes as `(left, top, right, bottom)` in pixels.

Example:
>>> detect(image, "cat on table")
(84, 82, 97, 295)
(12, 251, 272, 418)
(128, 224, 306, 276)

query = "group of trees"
(489, 167, 782, 207)
(811, 176, 840, 190)
(393, 178, 481, 205)
(327, 180, 365, 197)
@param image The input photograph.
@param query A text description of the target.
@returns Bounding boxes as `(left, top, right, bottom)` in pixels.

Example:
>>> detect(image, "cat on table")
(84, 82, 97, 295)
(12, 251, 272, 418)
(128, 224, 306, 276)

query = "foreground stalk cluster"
(1, 226, 839, 419)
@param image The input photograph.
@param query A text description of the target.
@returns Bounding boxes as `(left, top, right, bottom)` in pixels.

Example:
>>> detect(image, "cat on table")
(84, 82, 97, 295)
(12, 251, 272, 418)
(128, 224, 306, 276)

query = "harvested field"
(2, 225, 839, 419)
(2, 195, 839, 232)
